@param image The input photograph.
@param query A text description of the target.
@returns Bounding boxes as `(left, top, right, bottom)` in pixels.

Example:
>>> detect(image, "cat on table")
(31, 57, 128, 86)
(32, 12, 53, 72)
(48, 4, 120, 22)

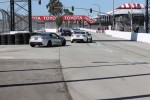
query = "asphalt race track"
(0, 32, 150, 100)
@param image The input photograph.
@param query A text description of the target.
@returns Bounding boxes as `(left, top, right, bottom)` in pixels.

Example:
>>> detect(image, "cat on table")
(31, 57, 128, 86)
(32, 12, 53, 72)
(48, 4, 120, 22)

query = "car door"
(50, 33, 62, 45)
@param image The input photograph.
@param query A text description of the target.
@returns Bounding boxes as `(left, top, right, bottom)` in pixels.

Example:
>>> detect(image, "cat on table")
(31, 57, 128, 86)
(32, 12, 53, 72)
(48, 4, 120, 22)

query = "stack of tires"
(0, 35, 1, 45)
(15, 33, 24, 45)
(7, 34, 15, 45)
(0, 32, 31, 45)
(22, 33, 30, 44)
(1, 34, 8, 45)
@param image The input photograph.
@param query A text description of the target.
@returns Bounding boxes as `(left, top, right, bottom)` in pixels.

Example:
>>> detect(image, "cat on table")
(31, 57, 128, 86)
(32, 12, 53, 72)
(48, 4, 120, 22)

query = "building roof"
(107, 9, 144, 15)
(117, 3, 145, 9)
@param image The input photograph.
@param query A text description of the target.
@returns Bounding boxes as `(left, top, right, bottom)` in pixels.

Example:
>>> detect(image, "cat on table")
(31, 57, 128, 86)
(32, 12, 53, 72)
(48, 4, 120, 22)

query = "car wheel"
(90, 38, 92, 43)
(62, 40, 66, 46)
(86, 38, 88, 43)
(71, 40, 74, 43)
(30, 43, 35, 47)
(47, 41, 52, 47)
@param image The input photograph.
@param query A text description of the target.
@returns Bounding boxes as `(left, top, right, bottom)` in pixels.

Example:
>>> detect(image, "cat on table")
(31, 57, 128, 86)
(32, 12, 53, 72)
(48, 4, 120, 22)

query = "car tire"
(47, 41, 52, 47)
(62, 40, 66, 46)
(86, 38, 88, 43)
(71, 40, 74, 43)
(30, 43, 35, 47)
(90, 38, 92, 43)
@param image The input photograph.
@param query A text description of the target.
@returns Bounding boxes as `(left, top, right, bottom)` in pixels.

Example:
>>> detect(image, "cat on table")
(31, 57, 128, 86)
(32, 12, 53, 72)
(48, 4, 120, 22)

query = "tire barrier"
(1, 34, 8, 45)
(0, 35, 1, 45)
(22, 33, 30, 44)
(15, 33, 24, 45)
(7, 34, 15, 45)
(0, 32, 33, 45)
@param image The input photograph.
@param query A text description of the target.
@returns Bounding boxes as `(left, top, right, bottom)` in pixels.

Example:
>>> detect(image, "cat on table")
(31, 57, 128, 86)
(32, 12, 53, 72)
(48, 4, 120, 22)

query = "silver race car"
(29, 32, 66, 47)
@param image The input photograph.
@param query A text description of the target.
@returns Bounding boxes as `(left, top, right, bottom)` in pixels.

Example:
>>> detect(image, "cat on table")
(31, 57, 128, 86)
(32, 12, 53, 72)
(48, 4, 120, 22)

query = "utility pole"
(93, 4, 101, 30)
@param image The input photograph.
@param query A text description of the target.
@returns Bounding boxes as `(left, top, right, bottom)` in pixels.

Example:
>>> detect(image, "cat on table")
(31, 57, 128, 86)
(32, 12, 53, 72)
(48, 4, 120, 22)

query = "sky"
(0, 0, 145, 17)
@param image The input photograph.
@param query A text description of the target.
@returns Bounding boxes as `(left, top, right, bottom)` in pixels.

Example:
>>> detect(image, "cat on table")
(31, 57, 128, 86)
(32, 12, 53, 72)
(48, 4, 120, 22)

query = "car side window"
(51, 33, 59, 38)
(86, 32, 91, 36)
(86, 32, 89, 35)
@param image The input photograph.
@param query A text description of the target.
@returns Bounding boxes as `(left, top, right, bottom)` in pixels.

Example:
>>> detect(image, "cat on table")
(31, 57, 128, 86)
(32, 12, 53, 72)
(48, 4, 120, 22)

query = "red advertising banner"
(32, 15, 94, 24)
(62, 15, 94, 24)
(32, 16, 57, 21)
(62, 15, 83, 21)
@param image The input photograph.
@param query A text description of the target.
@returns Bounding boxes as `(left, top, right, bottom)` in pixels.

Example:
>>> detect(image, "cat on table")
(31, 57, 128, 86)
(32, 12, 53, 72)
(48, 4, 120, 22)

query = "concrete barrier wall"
(137, 33, 150, 43)
(80, 28, 97, 33)
(105, 30, 150, 43)
(105, 30, 132, 40)
(80, 28, 150, 44)
(44, 28, 57, 33)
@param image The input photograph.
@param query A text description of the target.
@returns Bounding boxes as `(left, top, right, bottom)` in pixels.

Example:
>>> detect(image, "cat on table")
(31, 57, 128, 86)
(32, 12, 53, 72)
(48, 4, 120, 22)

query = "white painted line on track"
(122, 57, 135, 63)
(95, 42, 102, 46)
(0, 48, 11, 51)
(105, 49, 113, 53)
(0, 56, 14, 59)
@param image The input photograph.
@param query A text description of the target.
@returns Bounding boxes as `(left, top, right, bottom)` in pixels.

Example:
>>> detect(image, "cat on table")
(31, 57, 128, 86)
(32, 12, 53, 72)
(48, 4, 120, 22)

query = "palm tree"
(46, 0, 63, 16)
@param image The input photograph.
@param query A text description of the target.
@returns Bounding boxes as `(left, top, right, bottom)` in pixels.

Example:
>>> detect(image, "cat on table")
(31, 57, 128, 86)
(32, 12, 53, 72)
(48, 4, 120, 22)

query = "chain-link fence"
(0, 9, 10, 33)
(0, 9, 47, 34)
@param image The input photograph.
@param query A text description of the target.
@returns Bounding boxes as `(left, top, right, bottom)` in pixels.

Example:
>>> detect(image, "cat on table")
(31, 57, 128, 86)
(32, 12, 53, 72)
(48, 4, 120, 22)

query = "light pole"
(145, 0, 149, 33)
(113, 0, 115, 30)
(131, 0, 133, 32)
(93, 4, 101, 30)
(84, 10, 89, 17)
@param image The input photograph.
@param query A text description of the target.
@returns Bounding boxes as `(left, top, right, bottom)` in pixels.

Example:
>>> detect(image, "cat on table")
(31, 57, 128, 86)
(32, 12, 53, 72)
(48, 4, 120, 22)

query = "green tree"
(63, 9, 73, 15)
(78, 20, 82, 28)
(46, 0, 63, 16)
(55, 16, 62, 29)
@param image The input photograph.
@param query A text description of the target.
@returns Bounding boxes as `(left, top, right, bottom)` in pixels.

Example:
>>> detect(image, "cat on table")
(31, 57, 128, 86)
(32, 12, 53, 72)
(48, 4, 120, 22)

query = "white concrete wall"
(105, 30, 132, 40)
(80, 28, 97, 33)
(34, 28, 57, 33)
(105, 30, 150, 43)
(44, 28, 57, 33)
(81, 28, 150, 44)
(10, 31, 29, 34)
(137, 33, 150, 43)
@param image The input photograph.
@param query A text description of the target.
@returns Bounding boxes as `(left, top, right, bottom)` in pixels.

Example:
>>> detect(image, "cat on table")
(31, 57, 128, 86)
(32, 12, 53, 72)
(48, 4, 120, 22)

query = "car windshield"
(31, 33, 41, 35)
(74, 32, 85, 34)
(73, 29, 80, 31)
(63, 30, 70, 32)
(31, 33, 49, 36)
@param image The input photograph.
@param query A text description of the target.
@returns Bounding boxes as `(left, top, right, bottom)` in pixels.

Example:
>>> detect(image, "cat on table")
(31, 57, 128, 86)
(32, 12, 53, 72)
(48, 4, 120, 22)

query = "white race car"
(71, 30, 92, 43)
(29, 32, 66, 47)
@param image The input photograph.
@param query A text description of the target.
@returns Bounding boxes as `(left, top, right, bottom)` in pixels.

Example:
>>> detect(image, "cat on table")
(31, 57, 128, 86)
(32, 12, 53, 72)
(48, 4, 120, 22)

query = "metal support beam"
(145, 0, 149, 33)
(9, 0, 33, 32)
(28, 0, 32, 32)
(10, 0, 15, 31)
